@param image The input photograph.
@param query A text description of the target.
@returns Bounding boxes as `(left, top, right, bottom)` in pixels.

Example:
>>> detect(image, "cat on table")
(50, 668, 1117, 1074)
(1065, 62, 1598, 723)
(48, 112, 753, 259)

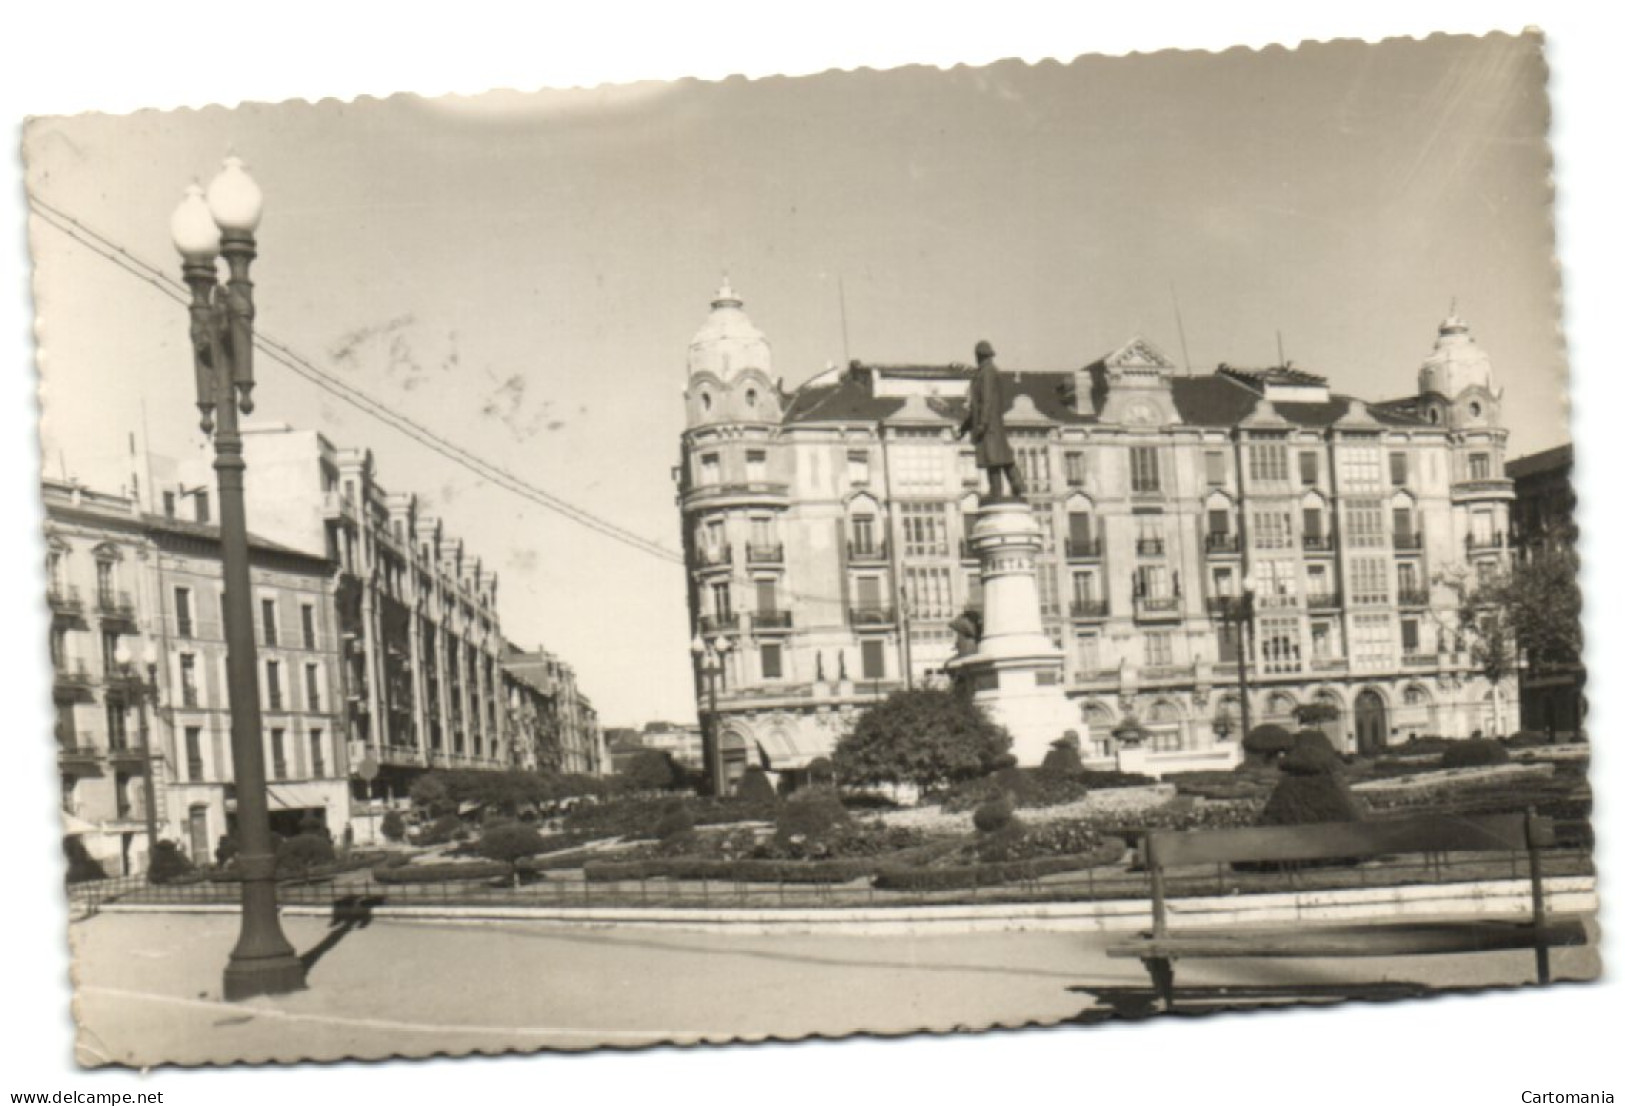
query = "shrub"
(298, 812, 328, 838)
(371, 860, 512, 884)
(1243, 724, 1295, 760)
(973, 796, 1017, 834)
(1441, 738, 1512, 769)
(654, 801, 697, 842)
(774, 789, 849, 848)
(872, 841, 1125, 892)
(1280, 730, 1342, 777)
(416, 813, 465, 847)
(380, 810, 407, 842)
(1040, 742, 1085, 777)
(214, 835, 238, 868)
(146, 840, 195, 885)
(623, 749, 678, 792)
(1257, 774, 1363, 828)
(277, 832, 337, 876)
(735, 767, 777, 806)
(476, 822, 549, 864)
(833, 687, 1012, 790)
(1294, 702, 1342, 728)
(806, 757, 836, 787)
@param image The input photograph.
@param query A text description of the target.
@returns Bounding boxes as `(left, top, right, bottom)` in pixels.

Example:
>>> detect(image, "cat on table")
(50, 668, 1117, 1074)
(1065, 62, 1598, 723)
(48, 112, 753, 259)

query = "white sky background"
(4, 2, 1622, 1101)
(23, 33, 1565, 730)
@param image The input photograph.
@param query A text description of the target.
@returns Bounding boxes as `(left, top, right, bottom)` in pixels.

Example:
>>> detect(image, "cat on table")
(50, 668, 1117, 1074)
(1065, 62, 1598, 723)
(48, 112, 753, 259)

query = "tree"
(622, 749, 677, 792)
(832, 688, 1011, 792)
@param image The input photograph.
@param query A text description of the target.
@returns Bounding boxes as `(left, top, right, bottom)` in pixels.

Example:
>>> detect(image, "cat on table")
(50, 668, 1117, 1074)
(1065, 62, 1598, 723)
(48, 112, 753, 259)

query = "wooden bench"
(1106, 809, 1588, 1009)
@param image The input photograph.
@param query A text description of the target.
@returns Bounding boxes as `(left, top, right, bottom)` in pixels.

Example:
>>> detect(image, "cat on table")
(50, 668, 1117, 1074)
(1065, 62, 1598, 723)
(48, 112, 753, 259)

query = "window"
(1206, 508, 1230, 536)
(1392, 506, 1415, 542)
(760, 644, 783, 680)
(1068, 511, 1093, 549)
(846, 450, 871, 485)
(305, 663, 322, 712)
(1065, 452, 1087, 487)
(860, 639, 885, 680)
(1306, 563, 1332, 599)
(698, 453, 720, 485)
(1071, 571, 1099, 603)
(1352, 614, 1395, 672)
(1258, 616, 1302, 674)
(163, 491, 176, 518)
(1469, 452, 1491, 481)
(957, 452, 978, 486)
(1035, 563, 1061, 618)
(1302, 506, 1325, 541)
(1250, 510, 1293, 550)
(266, 660, 283, 711)
(1204, 451, 1226, 486)
(1253, 559, 1297, 605)
(1216, 620, 1240, 663)
(271, 729, 287, 780)
(1211, 565, 1237, 598)
(180, 654, 199, 708)
(893, 438, 945, 491)
(261, 598, 278, 647)
(101, 630, 122, 675)
(1135, 564, 1172, 600)
(1397, 561, 1421, 596)
(301, 604, 317, 650)
(1310, 620, 1335, 661)
(1389, 452, 1409, 486)
(903, 566, 954, 620)
(1247, 440, 1289, 485)
(1299, 451, 1320, 486)
(1015, 445, 1051, 494)
(1471, 511, 1495, 546)
(1076, 632, 1101, 674)
(856, 576, 884, 609)
(50, 627, 67, 668)
(900, 503, 949, 558)
(745, 450, 768, 483)
(174, 587, 193, 638)
(1350, 557, 1389, 606)
(184, 726, 204, 782)
(1338, 442, 1382, 490)
(849, 514, 877, 555)
(1401, 618, 1421, 654)
(1130, 447, 1161, 493)
(1344, 498, 1385, 548)
(1135, 514, 1166, 556)
(749, 515, 777, 554)
(194, 490, 211, 524)
(711, 582, 732, 620)
(96, 560, 115, 606)
(309, 730, 325, 778)
(1143, 632, 1173, 668)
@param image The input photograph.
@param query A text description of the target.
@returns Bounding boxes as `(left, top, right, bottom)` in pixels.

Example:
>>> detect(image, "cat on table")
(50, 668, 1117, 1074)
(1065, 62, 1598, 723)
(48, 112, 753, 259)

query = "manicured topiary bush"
(1040, 741, 1085, 777)
(1256, 732, 1363, 830)
(380, 810, 407, 843)
(1280, 730, 1342, 777)
(476, 822, 549, 863)
(973, 795, 1017, 834)
(1441, 737, 1512, 770)
(276, 832, 337, 876)
(1243, 724, 1295, 765)
(146, 840, 195, 885)
(774, 789, 849, 848)
(735, 767, 777, 806)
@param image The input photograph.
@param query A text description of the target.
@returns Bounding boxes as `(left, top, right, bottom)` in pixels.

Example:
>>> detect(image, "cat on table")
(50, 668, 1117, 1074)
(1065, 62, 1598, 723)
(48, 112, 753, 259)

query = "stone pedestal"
(947, 499, 1085, 765)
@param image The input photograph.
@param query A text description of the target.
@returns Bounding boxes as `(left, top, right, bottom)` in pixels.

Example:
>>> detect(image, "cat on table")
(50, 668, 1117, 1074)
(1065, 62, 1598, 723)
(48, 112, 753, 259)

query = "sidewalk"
(69, 908, 1601, 1067)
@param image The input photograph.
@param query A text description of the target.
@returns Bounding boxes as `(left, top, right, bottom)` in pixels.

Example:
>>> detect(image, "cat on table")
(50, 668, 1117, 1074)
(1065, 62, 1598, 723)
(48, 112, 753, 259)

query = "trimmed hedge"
(371, 860, 513, 884)
(583, 857, 874, 885)
(1441, 738, 1512, 769)
(872, 839, 1126, 892)
(973, 796, 1017, 834)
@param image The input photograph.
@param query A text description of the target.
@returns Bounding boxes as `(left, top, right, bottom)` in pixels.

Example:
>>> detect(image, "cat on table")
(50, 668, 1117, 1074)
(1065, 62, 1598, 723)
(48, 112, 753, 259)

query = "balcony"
(745, 542, 784, 566)
(685, 481, 791, 508)
(1206, 595, 1242, 618)
(699, 613, 740, 634)
(1306, 592, 1341, 610)
(694, 544, 733, 570)
(753, 610, 794, 633)
(1393, 531, 1425, 552)
(1204, 532, 1239, 555)
(1135, 538, 1166, 557)
(848, 605, 896, 628)
(1133, 595, 1181, 622)
(47, 585, 83, 618)
(1402, 652, 1435, 669)
(52, 662, 95, 696)
(1069, 599, 1109, 620)
(1301, 534, 1335, 554)
(1466, 532, 1508, 554)
(1397, 588, 1429, 608)
(321, 490, 359, 523)
(57, 740, 99, 766)
(96, 589, 136, 623)
(848, 539, 889, 563)
(1065, 537, 1102, 560)
(1310, 657, 1349, 673)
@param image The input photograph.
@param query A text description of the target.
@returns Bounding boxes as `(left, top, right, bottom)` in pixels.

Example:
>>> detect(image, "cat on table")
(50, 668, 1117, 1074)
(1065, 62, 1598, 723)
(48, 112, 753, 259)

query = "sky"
(23, 33, 1564, 730)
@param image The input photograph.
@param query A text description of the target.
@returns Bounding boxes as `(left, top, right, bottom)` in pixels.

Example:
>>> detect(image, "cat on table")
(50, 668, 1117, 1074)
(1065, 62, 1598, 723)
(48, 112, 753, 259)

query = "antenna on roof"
(837, 275, 852, 369)
(1276, 330, 1286, 368)
(1170, 282, 1192, 375)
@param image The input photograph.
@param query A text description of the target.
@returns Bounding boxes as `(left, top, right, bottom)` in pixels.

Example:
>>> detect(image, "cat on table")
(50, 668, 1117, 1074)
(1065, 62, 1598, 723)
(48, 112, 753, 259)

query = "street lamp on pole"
(112, 638, 162, 875)
(170, 157, 305, 1000)
(1217, 573, 1258, 745)
(690, 633, 733, 797)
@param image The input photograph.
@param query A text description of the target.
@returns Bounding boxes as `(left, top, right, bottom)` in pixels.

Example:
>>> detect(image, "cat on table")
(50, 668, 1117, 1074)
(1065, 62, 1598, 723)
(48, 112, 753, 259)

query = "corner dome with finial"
(1418, 311, 1495, 398)
(687, 277, 775, 385)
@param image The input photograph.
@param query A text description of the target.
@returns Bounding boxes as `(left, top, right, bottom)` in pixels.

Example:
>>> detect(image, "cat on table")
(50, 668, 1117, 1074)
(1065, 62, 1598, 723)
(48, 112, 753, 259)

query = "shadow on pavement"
(299, 894, 385, 975)
(1066, 980, 1434, 1023)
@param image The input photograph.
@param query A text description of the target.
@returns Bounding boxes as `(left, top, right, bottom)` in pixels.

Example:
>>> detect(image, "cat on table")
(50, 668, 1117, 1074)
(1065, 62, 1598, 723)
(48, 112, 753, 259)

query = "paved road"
(69, 910, 1601, 1067)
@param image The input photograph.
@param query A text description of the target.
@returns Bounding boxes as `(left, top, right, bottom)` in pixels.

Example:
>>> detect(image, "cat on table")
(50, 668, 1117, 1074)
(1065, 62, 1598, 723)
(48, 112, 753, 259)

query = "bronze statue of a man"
(958, 339, 1025, 501)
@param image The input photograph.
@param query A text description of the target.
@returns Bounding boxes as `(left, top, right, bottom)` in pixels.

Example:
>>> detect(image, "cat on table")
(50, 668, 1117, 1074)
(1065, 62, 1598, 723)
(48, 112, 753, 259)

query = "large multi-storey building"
(1508, 443, 1583, 737)
(46, 477, 348, 874)
(502, 645, 606, 776)
(677, 284, 1518, 784)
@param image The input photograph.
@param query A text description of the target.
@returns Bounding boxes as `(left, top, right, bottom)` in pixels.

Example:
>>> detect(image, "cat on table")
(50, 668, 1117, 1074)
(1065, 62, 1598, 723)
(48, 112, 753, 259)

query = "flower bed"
(563, 796, 778, 839)
(872, 837, 1126, 892)
(1351, 761, 1554, 798)
(371, 859, 513, 884)
(940, 768, 1157, 813)
(207, 853, 384, 883)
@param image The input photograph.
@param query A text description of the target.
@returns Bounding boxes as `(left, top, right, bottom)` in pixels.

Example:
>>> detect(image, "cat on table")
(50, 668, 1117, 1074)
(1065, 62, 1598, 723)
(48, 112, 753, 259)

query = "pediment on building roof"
(1333, 398, 1382, 429)
(1238, 399, 1290, 429)
(884, 392, 951, 426)
(1004, 393, 1053, 426)
(1105, 337, 1177, 371)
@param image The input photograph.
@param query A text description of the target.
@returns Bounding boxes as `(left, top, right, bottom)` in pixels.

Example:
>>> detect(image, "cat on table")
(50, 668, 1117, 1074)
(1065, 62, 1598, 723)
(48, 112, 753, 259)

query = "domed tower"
(685, 278, 782, 428)
(1415, 313, 1502, 431)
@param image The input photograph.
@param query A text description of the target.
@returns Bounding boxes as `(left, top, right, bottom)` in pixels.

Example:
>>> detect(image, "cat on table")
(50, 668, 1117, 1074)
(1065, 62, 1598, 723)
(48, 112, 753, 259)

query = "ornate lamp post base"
(223, 953, 307, 1001)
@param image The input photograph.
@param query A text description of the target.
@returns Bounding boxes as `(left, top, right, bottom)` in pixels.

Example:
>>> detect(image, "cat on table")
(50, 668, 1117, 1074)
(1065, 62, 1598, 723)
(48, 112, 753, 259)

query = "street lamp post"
(690, 634, 733, 797)
(170, 157, 305, 1000)
(113, 639, 161, 874)
(1217, 575, 1258, 744)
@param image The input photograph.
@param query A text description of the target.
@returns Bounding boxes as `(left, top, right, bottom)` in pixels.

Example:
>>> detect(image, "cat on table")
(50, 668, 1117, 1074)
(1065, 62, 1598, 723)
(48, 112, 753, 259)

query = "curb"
(96, 875, 1598, 936)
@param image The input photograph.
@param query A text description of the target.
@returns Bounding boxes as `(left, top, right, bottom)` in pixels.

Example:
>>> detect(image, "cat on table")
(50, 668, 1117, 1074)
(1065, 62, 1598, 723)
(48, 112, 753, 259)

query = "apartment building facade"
(677, 285, 1518, 783)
